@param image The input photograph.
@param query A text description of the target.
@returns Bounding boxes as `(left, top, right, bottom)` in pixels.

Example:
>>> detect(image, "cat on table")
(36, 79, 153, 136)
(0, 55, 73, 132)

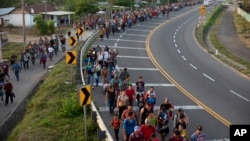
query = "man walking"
(4, 79, 14, 105)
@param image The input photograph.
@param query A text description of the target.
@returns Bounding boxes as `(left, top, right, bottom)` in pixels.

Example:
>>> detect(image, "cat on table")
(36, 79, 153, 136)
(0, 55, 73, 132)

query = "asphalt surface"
(218, 4, 250, 62)
(90, 4, 231, 140)
(0, 29, 95, 140)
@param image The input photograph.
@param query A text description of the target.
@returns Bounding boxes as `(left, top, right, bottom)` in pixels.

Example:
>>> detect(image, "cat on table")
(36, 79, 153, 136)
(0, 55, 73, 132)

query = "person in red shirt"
(126, 84, 135, 106)
(4, 79, 13, 105)
(139, 119, 156, 141)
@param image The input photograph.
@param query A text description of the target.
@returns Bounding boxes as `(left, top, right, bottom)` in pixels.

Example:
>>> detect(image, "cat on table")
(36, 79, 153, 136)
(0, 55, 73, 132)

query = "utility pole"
(22, 0, 26, 50)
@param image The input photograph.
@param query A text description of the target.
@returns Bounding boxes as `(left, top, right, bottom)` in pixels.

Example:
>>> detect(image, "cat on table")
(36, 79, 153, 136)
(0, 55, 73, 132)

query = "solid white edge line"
(202, 73, 215, 82)
(229, 90, 250, 102)
(189, 63, 197, 70)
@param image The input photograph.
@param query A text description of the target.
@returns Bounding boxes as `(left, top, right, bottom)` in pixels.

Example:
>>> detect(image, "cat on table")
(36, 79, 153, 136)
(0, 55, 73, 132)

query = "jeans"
(95, 74, 100, 86)
(108, 99, 116, 114)
(87, 74, 94, 86)
(15, 71, 19, 81)
(24, 61, 29, 69)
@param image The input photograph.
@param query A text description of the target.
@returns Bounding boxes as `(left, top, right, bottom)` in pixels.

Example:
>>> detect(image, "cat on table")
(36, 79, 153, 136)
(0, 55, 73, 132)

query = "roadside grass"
(195, 5, 250, 77)
(233, 12, 250, 48)
(2, 42, 24, 60)
(5, 42, 99, 141)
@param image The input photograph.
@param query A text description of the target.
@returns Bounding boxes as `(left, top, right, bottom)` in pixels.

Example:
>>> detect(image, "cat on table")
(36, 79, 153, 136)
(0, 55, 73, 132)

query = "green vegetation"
(33, 14, 55, 35)
(3, 43, 99, 141)
(195, 5, 250, 77)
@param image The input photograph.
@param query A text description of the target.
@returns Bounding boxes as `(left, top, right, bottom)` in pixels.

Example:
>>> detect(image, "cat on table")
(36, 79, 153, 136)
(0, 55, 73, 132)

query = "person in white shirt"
(48, 46, 54, 61)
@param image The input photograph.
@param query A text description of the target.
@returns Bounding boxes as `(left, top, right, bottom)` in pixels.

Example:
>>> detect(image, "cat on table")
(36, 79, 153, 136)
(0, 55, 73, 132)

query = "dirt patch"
(239, 34, 250, 48)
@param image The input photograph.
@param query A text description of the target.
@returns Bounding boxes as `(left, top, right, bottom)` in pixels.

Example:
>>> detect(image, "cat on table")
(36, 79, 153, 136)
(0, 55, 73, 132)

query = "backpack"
(148, 97, 156, 104)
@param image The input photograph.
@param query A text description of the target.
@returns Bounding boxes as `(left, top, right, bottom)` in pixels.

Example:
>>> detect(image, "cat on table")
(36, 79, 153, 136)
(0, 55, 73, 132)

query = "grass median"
(3, 42, 99, 141)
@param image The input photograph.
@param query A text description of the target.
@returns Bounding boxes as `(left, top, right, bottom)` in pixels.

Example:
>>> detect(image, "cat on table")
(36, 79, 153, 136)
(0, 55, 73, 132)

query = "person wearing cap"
(190, 125, 205, 141)
(139, 118, 156, 141)
(140, 102, 153, 125)
(128, 126, 144, 141)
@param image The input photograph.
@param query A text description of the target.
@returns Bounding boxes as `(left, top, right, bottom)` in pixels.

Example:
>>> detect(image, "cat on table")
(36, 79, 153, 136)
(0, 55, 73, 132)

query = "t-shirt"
(139, 124, 156, 140)
(191, 132, 205, 141)
(123, 118, 136, 135)
(136, 81, 145, 92)
(126, 89, 134, 100)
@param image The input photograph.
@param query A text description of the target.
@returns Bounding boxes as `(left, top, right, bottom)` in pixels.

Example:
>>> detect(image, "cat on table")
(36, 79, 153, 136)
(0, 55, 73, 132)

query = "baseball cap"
(145, 119, 151, 124)
(134, 126, 140, 131)
(178, 108, 183, 112)
(197, 125, 203, 131)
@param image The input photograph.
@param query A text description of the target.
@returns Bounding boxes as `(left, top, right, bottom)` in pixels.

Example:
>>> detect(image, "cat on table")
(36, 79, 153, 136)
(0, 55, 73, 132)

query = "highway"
(90, 4, 233, 140)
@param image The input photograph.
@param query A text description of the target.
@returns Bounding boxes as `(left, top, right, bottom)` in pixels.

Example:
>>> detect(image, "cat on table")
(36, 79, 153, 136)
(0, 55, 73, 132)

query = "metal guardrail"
(80, 31, 114, 141)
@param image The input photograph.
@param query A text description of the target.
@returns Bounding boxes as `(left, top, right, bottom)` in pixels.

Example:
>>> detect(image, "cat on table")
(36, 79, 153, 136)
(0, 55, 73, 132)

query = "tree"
(33, 14, 48, 35)
(75, 0, 100, 15)
(114, 0, 134, 7)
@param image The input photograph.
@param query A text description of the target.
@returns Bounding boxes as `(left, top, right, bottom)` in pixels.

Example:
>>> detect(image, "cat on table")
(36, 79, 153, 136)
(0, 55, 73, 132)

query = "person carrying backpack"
(190, 125, 205, 141)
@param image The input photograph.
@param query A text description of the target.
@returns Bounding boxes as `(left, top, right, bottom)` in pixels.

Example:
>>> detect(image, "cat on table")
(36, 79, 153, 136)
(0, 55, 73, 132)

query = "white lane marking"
(143, 22, 161, 24)
(189, 63, 197, 70)
(92, 45, 145, 50)
(116, 65, 120, 72)
(123, 34, 147, 37)
(108, 38, 145, 43)
(174, 39, 176, 43)
(202, 73, 215, 82)
(229, 90, 250, 102)
(173, 35, 176, 39)
(175, 44, 178, 48)
(182, 56, 187, 61)
(127, 29, 151, 32)
(177, 49, 181, 54)
(118, 67, 158, 71)
(176, 29, 179, 32)
(114, 43, 117, 47)
(117, 55, 149, 59)
(136, 25, 155, 28)
(120, 34, 123, 38)
(99, 105, 203, 112)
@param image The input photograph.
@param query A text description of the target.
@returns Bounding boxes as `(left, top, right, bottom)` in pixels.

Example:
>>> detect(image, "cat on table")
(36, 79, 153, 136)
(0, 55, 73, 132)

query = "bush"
(47, 20, 55, 35)
(60, 92, 83, 117)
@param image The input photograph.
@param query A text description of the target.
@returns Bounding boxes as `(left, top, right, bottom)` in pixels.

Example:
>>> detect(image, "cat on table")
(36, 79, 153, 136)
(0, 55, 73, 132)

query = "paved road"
(0, 29, 95, 140)
(218, 4, 250, 62)
(90, 4, 230, 140)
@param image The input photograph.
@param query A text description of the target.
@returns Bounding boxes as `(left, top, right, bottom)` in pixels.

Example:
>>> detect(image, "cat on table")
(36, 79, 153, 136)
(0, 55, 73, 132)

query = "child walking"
(109, 113, 120, 141)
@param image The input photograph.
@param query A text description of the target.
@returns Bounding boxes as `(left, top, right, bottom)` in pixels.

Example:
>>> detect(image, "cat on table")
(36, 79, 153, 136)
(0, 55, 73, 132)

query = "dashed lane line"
(202, 73, 215, 82)
(229, 90, 250, 102)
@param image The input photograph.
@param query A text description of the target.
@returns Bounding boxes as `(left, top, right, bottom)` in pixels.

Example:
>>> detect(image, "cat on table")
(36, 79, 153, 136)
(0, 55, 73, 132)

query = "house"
(0, 3, 74, 28)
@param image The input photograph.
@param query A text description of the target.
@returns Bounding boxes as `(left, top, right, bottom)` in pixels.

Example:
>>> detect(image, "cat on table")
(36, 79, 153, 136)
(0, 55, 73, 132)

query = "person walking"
(123, 111, 137, 141)
(190, 125, 205, 141)
(2, 61, 10, 79)
(117, 90, 129, 119)
(106, 85, 116, 116)
(109, 113, 120, 141)
(140, 119, 156, 141)
(129, 126, 144, 141)
(4, 79, 14, 105)
(12, 61, 21, 81)
(40, 52, 47, 69)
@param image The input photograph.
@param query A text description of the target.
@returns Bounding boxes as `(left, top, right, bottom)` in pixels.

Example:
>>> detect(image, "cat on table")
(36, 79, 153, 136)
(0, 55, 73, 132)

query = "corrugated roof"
(0, 7, 15, 16)
(24, 3, 57, 14)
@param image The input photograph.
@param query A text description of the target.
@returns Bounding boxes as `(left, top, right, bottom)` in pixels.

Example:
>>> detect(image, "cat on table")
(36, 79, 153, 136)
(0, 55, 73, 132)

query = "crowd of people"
(82, 5, 206, 141)
(0, 32, 68, 106)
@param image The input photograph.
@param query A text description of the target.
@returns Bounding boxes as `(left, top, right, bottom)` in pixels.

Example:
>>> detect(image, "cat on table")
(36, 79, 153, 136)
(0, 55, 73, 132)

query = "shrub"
(60, 92, 82, 117)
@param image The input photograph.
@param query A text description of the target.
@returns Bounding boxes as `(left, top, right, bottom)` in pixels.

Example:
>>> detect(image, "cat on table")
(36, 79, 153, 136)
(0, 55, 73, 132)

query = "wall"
(237, 7, 250, 22)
